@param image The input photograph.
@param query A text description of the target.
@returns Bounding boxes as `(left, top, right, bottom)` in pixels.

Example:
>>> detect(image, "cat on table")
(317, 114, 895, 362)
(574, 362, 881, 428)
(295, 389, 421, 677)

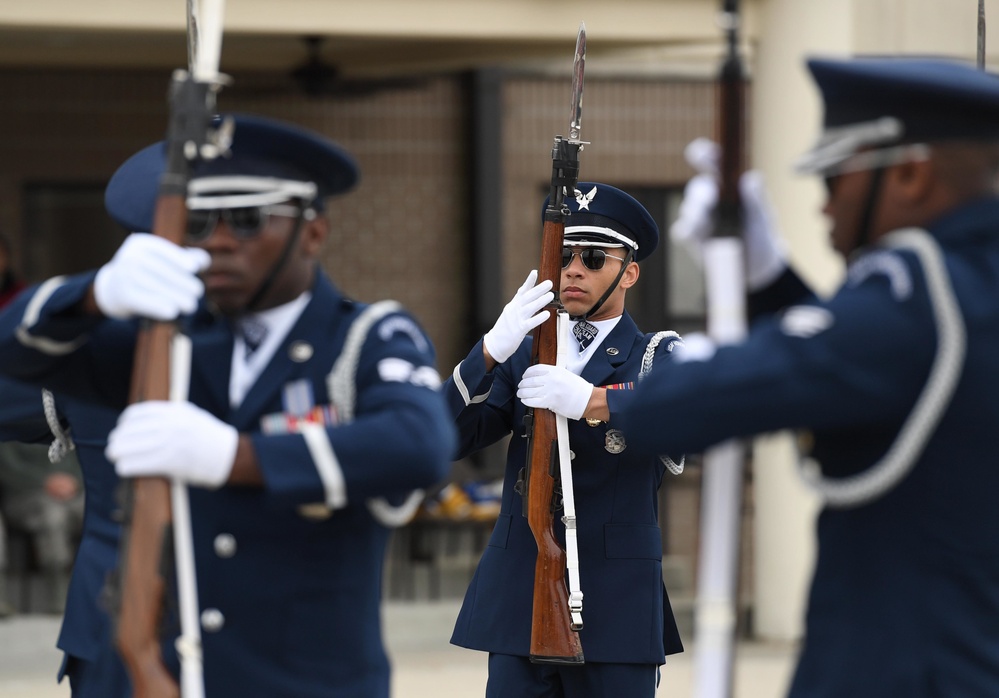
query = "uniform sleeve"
(606, 333, 685, 467)
(0, 272, 134, 407)
(441, 337, 525, 460)
(251, 310, 456, 508)
(621, 250, 934, 455)
(747, 266, 815, 319)
(0, 377, 55, 443)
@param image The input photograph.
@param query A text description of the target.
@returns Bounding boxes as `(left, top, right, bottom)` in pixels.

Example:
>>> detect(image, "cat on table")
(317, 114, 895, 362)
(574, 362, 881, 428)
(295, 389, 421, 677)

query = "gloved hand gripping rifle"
(113, 2, 230, 696)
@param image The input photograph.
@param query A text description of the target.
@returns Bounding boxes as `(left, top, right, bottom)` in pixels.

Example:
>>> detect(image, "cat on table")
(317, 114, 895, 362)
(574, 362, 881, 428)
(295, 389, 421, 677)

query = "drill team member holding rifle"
(0, 113, 455, 698)
(623, 56, 999, 697)
(443, 183, 685, 697)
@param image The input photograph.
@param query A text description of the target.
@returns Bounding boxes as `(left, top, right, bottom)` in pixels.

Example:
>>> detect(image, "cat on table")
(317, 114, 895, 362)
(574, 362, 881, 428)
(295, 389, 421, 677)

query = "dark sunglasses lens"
(228, 207, 265, 238)
(186, 210, 215, 242)
(581, 249, 606, 270)
(561, 249, 608, 270)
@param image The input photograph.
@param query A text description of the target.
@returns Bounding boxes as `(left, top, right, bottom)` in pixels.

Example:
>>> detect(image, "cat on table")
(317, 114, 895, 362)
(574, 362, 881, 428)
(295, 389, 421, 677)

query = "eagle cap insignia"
(604, 428, 626, 454)
(575, 185, 597, 211)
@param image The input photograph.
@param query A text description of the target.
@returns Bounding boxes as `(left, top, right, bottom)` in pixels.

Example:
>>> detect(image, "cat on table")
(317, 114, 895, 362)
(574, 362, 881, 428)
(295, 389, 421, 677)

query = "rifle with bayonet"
(113, 2, 228, 696)
(691, 1, 748, 697)
(979, 0, 986, 69)
(519, 22, 586, 666)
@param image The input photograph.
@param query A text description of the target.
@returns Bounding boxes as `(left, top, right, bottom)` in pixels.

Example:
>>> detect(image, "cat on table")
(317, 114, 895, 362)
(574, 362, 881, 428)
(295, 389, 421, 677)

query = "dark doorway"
(21, 184, 127, 283)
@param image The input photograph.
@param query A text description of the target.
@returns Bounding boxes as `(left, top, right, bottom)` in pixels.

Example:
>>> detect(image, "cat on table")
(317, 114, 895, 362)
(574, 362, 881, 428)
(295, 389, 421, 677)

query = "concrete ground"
(0, 600, 798, 697)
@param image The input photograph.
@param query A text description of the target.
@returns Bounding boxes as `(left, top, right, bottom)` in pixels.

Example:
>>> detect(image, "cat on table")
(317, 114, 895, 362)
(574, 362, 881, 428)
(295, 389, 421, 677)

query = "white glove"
(517, 364, 593, 421)
(483, 270, 554, 364)
(107, 401, 239, 489)
(670, 137, 787, 291)
(94, 233, 211, 320)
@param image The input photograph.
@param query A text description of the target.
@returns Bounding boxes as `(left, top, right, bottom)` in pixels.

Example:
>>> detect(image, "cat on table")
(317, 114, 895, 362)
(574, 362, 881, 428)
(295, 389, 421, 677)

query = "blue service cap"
(541, 182, 659, 262)
(105, 113, 358, 232)
(796, 56, 999, 175)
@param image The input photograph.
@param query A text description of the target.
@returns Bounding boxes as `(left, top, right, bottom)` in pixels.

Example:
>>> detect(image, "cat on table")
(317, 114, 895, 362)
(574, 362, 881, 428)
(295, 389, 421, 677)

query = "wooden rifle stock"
(116, 195, 187, 698)
(522, 136, 584, 665)
(114, 5, 224, 695)
(115, 66, 221, 696)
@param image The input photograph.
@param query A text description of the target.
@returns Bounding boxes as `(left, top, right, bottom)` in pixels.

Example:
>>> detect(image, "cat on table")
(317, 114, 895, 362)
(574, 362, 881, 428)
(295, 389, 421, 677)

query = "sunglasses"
(186, 204, 311, 242)
(561, 248, 628, 271)
(823, 176, 840, 196)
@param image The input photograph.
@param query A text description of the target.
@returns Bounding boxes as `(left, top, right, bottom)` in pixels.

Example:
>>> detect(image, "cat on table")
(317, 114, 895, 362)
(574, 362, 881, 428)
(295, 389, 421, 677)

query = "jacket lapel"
(187, 309, 234, 418)
(227, 275, 343, 431)
(580, 312, 641, 387)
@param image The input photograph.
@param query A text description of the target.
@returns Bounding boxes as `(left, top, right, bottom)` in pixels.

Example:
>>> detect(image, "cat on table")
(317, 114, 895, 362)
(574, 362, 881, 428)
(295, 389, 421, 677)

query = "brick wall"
(0, 66, 755, 610)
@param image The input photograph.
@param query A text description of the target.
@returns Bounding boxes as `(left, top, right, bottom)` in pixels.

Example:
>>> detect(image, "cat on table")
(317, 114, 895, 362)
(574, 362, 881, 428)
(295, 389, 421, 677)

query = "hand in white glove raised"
(483, 270, 554, 365)
(517, 364, 593, 421)
(670, 138, 787, 291)
(107, 401, 239, 489)
(94, 233, 211, 320)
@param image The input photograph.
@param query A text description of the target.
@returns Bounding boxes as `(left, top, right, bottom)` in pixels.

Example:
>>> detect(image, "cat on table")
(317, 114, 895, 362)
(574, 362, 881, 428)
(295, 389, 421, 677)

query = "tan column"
(749, 0, 853, 642)
(750, 0, 989, 641)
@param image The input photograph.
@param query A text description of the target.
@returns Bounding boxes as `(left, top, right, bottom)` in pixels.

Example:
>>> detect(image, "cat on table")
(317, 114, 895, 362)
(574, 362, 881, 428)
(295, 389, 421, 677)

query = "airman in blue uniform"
(621, 57, 999, 696)
(0, 381, 130, 697)
(443, 183, 684, 697)
(0, 114, 455, 698)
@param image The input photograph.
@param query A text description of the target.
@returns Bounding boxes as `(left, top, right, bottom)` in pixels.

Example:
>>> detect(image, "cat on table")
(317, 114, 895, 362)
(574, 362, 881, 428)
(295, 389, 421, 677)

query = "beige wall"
(0, 0, 734, 77)
(0, 0, 717, 38)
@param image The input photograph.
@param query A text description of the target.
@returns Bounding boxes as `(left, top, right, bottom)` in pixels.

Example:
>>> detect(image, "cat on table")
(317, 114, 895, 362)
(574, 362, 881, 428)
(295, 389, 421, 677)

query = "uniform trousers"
(486, 652, 659, 698)
(61, 650, 132, 698)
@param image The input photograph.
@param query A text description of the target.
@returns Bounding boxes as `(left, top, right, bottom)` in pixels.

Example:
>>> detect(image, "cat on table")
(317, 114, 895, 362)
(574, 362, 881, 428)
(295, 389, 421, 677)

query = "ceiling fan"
(278, 35, 423, 99)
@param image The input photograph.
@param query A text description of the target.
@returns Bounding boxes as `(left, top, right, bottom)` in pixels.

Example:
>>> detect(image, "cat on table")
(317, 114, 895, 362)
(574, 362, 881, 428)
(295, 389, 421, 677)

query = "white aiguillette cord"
(169, 332, 205, 698)
(555, 311, 584, 630)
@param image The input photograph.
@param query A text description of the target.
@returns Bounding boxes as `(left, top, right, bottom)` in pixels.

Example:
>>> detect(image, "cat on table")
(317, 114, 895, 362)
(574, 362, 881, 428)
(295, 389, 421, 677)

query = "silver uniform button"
(214, 533, 237, 558)
(289, 341, 314, 362)
(605, 347, 619, 356)
(201, 608, 225, 632)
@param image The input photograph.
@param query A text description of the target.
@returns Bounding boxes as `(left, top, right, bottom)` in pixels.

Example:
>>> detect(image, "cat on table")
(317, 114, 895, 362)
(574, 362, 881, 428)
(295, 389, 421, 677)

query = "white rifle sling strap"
(799, 228, 966, 507)
(326, 300, 425, 527)
(638, 331, 685, 475)
(555, 311, 584, 629)
(169, 332, 205, 698)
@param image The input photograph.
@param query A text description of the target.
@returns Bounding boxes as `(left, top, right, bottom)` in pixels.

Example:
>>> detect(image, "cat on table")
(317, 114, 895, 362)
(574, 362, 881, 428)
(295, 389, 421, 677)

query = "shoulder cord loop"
(42, 388, 75, 463)
(327, 300, 426, 527)
(639, 331, 685, 475)
(799, 228, 966, 507)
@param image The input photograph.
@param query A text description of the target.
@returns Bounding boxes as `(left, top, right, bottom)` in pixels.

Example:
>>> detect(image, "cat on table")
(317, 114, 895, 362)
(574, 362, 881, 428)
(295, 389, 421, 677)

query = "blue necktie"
(572, 321, 598, 352)
(240, 317, 269, 358)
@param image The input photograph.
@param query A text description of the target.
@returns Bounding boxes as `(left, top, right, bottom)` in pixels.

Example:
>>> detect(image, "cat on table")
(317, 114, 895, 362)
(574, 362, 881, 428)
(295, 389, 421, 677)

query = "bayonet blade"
(188, 0, 225, 82)
(979, 0, 986, 70)
(569, 22, 586, 142)
(187, 0, 200, 74)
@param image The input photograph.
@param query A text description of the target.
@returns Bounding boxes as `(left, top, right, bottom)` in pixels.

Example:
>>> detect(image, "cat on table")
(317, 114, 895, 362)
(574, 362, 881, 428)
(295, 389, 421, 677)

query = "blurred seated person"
(0, 440, 84, 614)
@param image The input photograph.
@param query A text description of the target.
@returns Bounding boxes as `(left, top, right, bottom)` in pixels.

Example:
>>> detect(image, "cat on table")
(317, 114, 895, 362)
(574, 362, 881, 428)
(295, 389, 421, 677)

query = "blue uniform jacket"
(621, 197, 999, 696)
(443, 312, 684, 665)
(0, 270, 456, 698)
(0, 380, 128, 696)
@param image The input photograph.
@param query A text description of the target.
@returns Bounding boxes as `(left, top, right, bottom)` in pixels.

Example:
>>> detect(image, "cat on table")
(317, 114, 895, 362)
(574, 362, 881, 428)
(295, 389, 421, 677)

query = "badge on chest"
(260, 379, 338, 434)
(604, 428, 627, 454)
